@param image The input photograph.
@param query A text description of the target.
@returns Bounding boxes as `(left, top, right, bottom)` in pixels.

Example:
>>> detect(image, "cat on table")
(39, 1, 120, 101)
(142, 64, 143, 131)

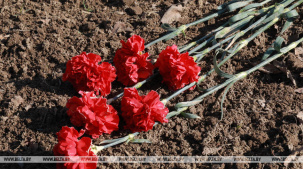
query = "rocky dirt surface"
(0, 0, 303, 168)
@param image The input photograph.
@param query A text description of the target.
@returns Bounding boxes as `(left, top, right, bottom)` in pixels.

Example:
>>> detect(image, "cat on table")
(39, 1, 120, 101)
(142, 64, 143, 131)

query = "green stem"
(288, 0, 303, 10)
(107, 73, 158, 104)
(145, 8, 227, 48)
(162, 79, 199, 104)
(194, 36, 303, 102)
(283, 0, 297, 7)
(188, 37, 215, 55)
(184, 10, 255, 54)
(179, 22, 229, 52)
(194, 14, 266, 62)
(101, 132, 139, 150)
(246, 37, 303, 74)
(217, 16, 280, 69)
(185, 9, 227, 27)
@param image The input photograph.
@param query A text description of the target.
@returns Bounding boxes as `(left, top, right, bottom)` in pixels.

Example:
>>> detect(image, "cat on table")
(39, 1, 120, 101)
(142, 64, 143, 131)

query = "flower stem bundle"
(96, 36, 303, 153)
(107, 0, 298, 103)
(92, 0, 303, 152)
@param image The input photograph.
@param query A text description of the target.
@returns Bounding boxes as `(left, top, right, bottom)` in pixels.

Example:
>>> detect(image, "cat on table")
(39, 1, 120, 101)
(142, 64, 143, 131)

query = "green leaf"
(212, 38, 217, 46)
(280, 10, 299, 34)
(215, 27, 231, 39)
(217, 0, 240, 10)
(159, 24, 186, 41)
(260, 5, 284, 25)
(216, 16, 252, 39)
(261, 47, 275, 61)
(213, 50, 234, 78)
(227, 0, 253, 12)
(229, 10, 255, 24)
(240, 0, 272, 12)
(261, 36, 285, 61)
(130, 139, 152, 144)
(189, 39, 212, 55)
(284, 9, 299, 19)
(239, 1, 266, 12)
(166, 111, 181, 119)
(161, 23, 177, 31)
(273, 36, 285, 52)
(181, 112, 201, 119)
(280, 18, 294, 34)
(175, 99, 203, 109)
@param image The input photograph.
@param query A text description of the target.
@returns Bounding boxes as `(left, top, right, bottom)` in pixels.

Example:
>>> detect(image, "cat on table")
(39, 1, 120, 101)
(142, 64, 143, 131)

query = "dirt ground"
(1, 0, 303, 168)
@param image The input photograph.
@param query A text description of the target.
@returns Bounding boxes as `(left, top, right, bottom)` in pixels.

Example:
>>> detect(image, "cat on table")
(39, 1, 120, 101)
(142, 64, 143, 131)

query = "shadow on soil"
(18, 105, 71, 134)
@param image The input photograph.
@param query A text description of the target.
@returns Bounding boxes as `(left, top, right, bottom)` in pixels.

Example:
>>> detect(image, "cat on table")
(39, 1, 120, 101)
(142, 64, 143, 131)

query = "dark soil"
(1, 0, 303, 169)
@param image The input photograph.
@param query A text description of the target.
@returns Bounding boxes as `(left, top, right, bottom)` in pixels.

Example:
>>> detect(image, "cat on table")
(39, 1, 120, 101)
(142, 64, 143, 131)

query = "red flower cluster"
(66, 91, 119, 138)
(155, 45, 201, 90)
(62, 52, 116, 96)
(53, 126, 97, 169)
(121, 88, 169, 132)
(114, 35, 154, 86)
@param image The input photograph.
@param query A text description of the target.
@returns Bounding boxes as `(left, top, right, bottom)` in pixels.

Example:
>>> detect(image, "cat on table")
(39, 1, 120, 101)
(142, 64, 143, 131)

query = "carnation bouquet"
(54, 0, 303, 168)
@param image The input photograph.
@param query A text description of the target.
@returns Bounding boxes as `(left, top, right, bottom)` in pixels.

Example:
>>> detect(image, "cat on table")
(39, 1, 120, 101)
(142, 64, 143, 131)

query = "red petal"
(76, 137, 92, 156)
(123, 88, 141, 100)
(86, 52, 102, 63)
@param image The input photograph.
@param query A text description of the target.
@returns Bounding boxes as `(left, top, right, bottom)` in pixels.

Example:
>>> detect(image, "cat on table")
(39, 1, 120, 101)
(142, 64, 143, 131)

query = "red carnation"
(56, 126, 85, 143)
(66, 91, 119, 138)
(62, 52, 116, 96)
(155, 45, 201, 90)
(121, 88, 169, 132)
(114, 35, 154, 86)
(53, 126, 97, 169)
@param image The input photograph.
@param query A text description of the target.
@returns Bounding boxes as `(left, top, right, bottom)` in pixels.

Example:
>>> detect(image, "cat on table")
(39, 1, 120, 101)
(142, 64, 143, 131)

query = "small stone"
(122, 0, 135, 6)
(297, 111, 303, 123)
(295, 47, 303, 55)
(126, 6, 143, 15)
(101, 48, 108, 57)
(10, 96, 24, 108)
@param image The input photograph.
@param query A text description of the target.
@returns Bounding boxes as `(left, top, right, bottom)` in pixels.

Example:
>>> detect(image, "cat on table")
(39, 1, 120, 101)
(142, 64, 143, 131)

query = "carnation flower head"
(121, 88, 169, 132)
(53, 126, 97, 169)
(62, 52, 116, 96)
(56, 126, 85, 143)
(66, 91, 119, 138)
(114, 35, 154, 86)
(155, 45, 201, 90)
